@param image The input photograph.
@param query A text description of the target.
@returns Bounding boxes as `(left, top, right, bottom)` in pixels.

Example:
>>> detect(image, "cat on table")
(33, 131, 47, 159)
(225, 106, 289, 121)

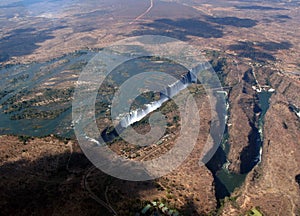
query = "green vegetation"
(11, 74, 29, 84)
(247, 207, 263, 216)
(214, 195, 241, 216)
(18, 135, 32, 144)
(172, 115, 179, 123)
(11, 107, 68, 120)
(137, 199, 180, 216)
(4, 88, 73, 110)
(210, 57, 227, 86)
(130, 91, 159, 110)
(117, 199, 147, 216)
(67, 60, 87, 71)
(166, 193, 173, 199)
(154, 182, 164, 191)
(205, 50, 229, 86)
(0, 90, 13, 100)
(3, 88, 74, 120)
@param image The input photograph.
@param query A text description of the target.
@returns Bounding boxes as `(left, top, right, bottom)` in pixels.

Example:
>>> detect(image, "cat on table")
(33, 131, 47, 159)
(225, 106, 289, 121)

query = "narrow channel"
(205, 90, 272, 204)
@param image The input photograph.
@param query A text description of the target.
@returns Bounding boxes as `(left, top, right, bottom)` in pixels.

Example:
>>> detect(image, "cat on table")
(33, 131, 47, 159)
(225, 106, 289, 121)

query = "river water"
(0, 50, 274, 202)
(210, 90, 272, 201)
(0, 50, 96, 138)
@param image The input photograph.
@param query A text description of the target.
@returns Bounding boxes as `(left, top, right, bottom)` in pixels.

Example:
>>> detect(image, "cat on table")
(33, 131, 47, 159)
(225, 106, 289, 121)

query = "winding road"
(83, 166, 117, 215)
(129, 0, 154, 24)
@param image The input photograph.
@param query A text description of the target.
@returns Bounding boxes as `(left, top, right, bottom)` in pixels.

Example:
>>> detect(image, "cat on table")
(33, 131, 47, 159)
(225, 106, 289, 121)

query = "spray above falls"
(116, 62, 210, 132)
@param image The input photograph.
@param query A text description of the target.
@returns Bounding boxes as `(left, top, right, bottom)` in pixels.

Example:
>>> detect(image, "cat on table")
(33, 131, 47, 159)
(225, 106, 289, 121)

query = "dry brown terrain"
(220, 75, 300, 215)
(0, 0, 299, 215)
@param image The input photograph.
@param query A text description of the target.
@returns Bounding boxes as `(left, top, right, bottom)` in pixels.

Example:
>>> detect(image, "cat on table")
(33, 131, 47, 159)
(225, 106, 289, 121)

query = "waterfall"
(116, 69, 199, 129)
(119, 97, 168, 128)
(100, 62, 211, 142)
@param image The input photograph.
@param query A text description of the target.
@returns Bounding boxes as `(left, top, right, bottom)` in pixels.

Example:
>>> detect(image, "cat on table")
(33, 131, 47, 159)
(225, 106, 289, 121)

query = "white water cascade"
(115, 62, 209, 130)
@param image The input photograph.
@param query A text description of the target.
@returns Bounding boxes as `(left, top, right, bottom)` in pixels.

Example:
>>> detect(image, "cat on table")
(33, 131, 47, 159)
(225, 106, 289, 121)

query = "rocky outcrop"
(226, 65, 260, 174)
(221, 73, 300, 215)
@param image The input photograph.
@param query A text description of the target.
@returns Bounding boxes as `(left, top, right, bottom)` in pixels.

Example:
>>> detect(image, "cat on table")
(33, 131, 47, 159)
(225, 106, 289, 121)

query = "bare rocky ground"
(220, 100, 300, 215)
(0, 128, 216, 215)
(220, 69, 300, 215)
(0, 0, 300, 215)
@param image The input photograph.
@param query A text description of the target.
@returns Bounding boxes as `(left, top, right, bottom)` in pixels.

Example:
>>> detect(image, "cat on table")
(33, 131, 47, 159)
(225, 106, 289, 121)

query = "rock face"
(221, 73, 300, 215)
(0, 135, 109, 215)
(226, 64, 260, 174)
(0, 86, 218, 215)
